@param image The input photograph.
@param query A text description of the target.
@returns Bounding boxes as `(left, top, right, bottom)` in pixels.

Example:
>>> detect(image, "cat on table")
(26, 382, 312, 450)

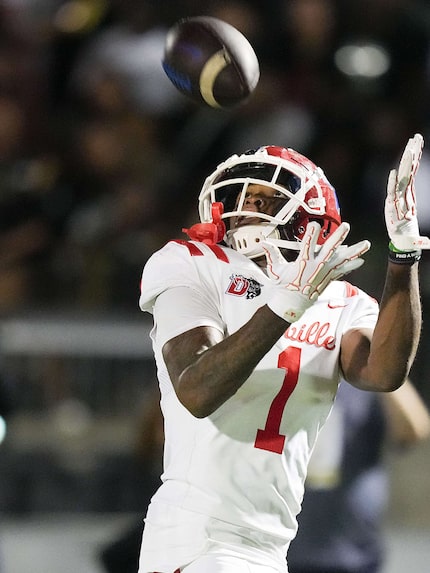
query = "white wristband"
(267, 289, 313, 323)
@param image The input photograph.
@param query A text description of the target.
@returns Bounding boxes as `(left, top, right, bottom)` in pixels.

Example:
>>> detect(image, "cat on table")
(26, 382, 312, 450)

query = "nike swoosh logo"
(328, 303, 347, 309)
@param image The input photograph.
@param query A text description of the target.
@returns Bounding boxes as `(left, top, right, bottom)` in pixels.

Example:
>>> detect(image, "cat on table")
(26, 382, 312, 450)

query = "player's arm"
(162, 306, 287, 418)
(144, 244, 288, 418)
(340, 263, 421, 391)
(341, 134, 428, 392)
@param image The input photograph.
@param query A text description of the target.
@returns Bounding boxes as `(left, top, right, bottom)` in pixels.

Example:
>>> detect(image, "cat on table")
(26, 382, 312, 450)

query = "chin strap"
(183, 202, 226, 245)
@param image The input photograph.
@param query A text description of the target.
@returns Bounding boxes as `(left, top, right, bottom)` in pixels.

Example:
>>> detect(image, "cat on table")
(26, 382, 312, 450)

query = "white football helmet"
(195, 145, 342, 259)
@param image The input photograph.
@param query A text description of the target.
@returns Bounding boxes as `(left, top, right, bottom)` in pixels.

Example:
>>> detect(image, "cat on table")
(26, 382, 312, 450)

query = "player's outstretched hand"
(385, 133, 430, 253)
(264, 222, 370, 323)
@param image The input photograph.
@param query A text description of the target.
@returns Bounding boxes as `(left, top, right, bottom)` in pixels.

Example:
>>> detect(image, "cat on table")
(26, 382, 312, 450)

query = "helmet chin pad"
(226, 222, 324, 259)
(226, 224, 280, 258)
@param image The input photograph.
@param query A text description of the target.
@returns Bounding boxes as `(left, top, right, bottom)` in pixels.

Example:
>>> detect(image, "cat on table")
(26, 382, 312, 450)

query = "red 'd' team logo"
(226, 274, 263, 299)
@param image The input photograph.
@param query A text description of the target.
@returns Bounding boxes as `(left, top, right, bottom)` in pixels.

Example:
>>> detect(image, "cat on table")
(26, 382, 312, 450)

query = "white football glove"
(264, 221, 370, 323)
(385, 133, 430, 252)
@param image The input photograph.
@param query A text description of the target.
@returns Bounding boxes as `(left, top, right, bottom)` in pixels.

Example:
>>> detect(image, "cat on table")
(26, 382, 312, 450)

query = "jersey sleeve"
(139, 241, 225, 347)
(343, 285, 379, 333)
(139, 241, 202, 311)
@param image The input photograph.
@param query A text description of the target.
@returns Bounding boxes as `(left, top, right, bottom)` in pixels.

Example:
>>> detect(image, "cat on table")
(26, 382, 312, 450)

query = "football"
(162, 16, 260, 109)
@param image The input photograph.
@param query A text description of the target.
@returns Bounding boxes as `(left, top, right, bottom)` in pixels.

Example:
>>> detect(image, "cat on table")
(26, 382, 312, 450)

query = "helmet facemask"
(198, 146, 342, 259)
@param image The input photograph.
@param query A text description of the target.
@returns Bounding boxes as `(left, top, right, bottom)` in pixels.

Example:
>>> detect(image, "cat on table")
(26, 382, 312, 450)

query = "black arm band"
(388, 242, 421, 264)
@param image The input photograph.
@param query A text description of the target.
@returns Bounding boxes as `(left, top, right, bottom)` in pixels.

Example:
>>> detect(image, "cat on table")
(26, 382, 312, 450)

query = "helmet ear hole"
(281, 215, 340, 246)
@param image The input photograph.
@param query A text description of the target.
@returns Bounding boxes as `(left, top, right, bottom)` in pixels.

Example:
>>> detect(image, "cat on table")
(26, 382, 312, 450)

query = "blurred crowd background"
(0, 0, 430, 564)
(1, 0, 430, 313)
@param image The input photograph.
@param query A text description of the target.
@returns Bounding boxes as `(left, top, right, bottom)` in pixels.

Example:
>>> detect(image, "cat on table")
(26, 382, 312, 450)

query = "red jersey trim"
(172, 240, 204, 257)
(172, 240, 229, 263)
(206, 244, 229, 262)
(344, 281, 359, 297)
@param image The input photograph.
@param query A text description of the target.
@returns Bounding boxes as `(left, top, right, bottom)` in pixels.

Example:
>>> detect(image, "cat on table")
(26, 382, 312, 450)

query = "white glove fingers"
(397, 146, 413, 188)
(410, 133, 424, 171)
(335, 256, 366, 277)
(289, 225, 316, 289)
(404, 186, 417, 218)
(397, 133, 423, 195)
(314, 256, 365, 295)
(309, 239, 369, 292)
(312, 262, 349, 296)
(286, 222, 332, 271)
(318, 221, 350, 262)
(262, 241, 284, 263)
(287, 222, 321, 288)
(300, 221, 320, 259)
(386, 169, 397, 199)
(326, 257, 365, 286)
(386, 170, 403, 220)
(262, 241, 284, 281)
(399, 134, 423, 173)
(342, 239, 371, 260)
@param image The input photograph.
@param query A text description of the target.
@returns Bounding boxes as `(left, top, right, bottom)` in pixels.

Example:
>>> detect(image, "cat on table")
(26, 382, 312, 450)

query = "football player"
(138, 134, 427, 573)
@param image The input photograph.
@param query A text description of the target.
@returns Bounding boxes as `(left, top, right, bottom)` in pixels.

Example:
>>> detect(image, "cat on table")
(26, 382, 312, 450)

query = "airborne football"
(162, 16, 260, 109)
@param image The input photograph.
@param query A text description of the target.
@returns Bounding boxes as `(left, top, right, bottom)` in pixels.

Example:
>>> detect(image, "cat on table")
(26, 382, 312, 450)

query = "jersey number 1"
(254, 346, 301, 454)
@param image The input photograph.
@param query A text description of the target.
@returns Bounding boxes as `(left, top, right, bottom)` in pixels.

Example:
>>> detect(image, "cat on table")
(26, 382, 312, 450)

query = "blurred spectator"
(287, 380, 430, 573)
(0, 94, 56, 310)
(48, 2, 195, 308)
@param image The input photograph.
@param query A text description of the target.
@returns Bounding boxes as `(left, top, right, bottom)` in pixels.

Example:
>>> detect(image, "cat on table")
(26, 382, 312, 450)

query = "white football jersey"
(138, 240, 378, 572)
